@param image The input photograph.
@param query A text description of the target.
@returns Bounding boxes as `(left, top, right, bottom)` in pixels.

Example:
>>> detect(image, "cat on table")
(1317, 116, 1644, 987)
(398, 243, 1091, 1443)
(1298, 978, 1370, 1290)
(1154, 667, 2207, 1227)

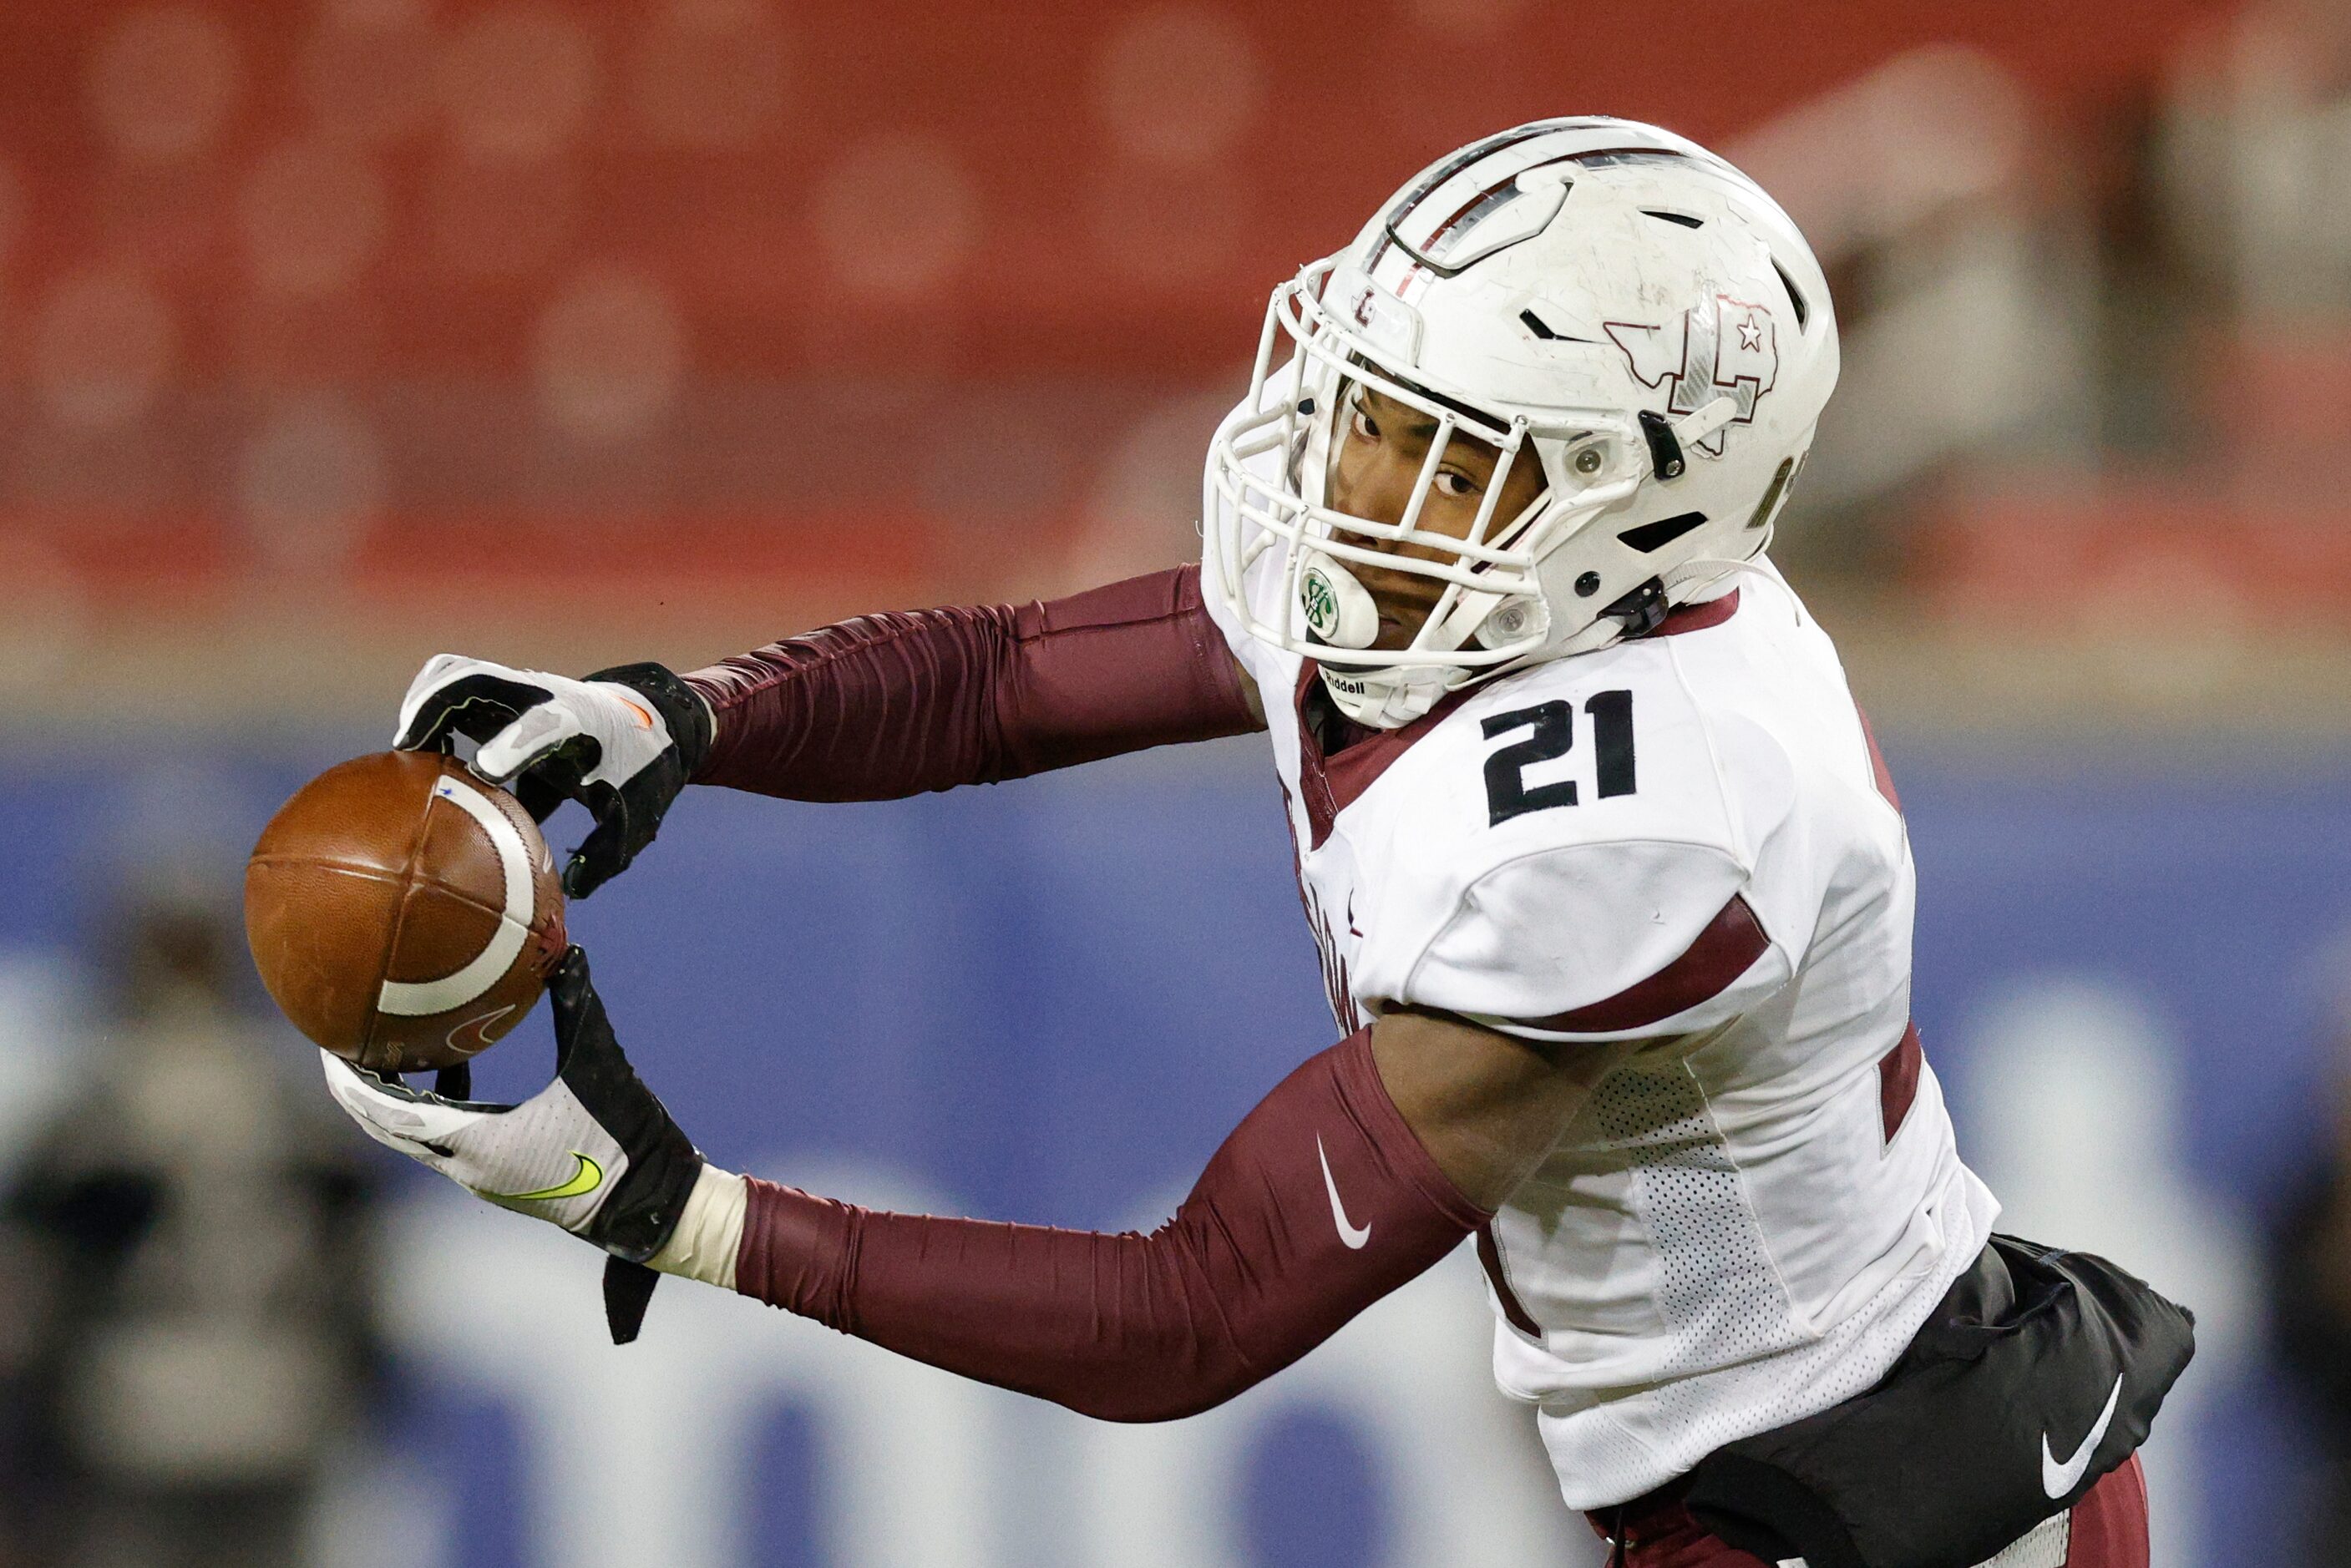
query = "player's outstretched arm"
(395, 566, 1260, 897)
(653, 1007, 1599, 1422)
(682, 563, 1263, 802)
(328, 951, 1594, 1394)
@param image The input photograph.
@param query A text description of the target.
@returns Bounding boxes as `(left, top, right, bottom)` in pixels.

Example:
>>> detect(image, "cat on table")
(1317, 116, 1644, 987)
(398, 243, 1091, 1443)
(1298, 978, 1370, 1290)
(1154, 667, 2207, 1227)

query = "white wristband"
(650, 1165, 747, 1289)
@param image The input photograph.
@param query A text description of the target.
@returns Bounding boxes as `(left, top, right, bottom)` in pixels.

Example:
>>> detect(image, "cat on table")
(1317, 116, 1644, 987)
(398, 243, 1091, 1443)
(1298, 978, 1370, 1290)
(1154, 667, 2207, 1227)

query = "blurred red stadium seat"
(0, 0, 2230, 625)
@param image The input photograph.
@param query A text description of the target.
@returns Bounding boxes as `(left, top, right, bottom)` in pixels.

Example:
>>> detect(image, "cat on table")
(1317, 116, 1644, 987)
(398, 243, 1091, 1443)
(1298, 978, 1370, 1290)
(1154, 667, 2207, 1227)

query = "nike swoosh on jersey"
(481, 1152, 604, 1204)
(1317, 1135, 1371, 1249)
(2041, 1373, 2124, 1499)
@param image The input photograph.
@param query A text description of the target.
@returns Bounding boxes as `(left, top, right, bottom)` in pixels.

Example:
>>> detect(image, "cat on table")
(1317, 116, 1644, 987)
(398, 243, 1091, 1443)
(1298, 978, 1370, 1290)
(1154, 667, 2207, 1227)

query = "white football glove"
(394, 655, 714, 898)
(323, 948, 703, 1342)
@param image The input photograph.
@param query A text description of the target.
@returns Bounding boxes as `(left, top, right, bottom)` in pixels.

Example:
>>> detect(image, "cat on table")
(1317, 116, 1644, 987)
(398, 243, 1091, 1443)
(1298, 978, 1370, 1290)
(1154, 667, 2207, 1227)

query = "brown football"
(244, 751, 567, 1074)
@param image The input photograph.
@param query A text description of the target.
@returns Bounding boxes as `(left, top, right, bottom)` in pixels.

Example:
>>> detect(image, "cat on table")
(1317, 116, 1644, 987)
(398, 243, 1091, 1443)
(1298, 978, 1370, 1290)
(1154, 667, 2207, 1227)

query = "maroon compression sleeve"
(733, 1030, 1488, 1422)
(682, 564, 1261, 801)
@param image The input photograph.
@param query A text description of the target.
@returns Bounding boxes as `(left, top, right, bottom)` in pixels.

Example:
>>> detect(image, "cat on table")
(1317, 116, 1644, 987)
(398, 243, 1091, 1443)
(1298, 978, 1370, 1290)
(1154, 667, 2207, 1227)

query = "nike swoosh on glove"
(394, 655, 714, 897)
(323, 948, 703, 1343)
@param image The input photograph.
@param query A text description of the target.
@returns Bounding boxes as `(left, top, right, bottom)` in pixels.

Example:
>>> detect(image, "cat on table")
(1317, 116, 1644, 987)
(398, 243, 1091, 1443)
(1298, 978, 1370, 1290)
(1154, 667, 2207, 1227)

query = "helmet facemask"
(1208, 259, 1649, 728)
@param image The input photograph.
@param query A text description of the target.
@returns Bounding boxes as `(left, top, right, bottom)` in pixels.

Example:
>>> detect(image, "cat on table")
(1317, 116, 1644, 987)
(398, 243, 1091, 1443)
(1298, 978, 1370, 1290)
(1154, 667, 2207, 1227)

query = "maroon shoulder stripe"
(1879, 1020, 1923, 1144)
(1853, 701, 1902, 812)
(1509, 894, 1769, 1034)
(1293, 662, 1471, 850)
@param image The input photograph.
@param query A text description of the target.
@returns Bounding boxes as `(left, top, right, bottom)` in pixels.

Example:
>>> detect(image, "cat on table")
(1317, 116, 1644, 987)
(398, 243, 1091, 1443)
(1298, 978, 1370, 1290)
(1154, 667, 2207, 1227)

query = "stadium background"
(1, 1, 2348, 1564)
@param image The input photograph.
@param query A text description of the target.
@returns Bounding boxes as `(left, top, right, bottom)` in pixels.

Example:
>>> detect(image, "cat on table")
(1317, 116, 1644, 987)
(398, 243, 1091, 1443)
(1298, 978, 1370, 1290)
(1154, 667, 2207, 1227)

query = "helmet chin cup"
(1317, 661, 1459, 730)
(1299, 552, 1381, 650)
(1305, 558, 1496, 729)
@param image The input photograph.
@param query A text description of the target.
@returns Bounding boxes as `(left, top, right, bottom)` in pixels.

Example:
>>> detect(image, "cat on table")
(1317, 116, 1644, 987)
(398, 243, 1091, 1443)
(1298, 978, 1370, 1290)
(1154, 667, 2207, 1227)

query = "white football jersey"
(1202, 513, 1999, 1510)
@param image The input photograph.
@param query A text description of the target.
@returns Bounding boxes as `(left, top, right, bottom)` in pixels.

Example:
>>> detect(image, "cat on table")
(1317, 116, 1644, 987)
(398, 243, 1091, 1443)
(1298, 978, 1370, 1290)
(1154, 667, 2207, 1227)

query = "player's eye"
(1350, 406, 1380, 443)
(1434, 469, 1478, 498)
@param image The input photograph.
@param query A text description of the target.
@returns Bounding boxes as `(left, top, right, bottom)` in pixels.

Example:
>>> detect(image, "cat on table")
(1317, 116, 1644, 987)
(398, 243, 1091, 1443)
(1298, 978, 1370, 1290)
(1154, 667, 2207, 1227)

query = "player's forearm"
(676, 1031, 1485, 1422)
(681, 565, 1262, 802)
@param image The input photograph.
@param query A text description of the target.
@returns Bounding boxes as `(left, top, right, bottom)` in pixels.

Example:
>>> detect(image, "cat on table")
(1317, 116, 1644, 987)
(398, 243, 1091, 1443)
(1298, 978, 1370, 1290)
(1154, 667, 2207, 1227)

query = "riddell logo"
(1353, 288, 1378, 328)
(1604, 294, 1780, 456)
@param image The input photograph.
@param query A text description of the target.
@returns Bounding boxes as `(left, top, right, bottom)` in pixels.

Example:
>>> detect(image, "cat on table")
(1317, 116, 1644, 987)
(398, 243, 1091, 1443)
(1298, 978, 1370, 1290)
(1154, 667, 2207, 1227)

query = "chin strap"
(1664, 544, 1781, 604)
(1599, 579, 1670, 638)
(1312, 580, 1653, 730)
(1315, 558, 1754, 730)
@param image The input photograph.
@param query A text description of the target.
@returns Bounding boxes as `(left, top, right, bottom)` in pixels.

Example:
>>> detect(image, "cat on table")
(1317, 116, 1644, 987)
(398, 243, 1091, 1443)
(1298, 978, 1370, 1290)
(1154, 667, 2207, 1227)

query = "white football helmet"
(1204, 117, 1840, 728)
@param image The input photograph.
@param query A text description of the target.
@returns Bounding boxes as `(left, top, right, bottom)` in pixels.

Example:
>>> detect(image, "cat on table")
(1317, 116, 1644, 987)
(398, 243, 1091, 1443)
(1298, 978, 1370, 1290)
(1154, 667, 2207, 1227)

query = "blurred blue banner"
(0, 735, 2344, 1567)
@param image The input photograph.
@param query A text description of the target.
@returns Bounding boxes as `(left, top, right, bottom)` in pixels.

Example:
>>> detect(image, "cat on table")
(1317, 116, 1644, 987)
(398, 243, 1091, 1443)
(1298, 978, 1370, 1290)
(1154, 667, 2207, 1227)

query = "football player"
(333, 119, 2191, 1566)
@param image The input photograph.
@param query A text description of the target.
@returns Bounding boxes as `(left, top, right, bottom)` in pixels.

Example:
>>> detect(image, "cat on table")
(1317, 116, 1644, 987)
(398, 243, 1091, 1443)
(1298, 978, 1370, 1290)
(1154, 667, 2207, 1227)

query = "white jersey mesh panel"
(1536, 1162, 1994, 1504)
(1591, 1066, 1803, 1373)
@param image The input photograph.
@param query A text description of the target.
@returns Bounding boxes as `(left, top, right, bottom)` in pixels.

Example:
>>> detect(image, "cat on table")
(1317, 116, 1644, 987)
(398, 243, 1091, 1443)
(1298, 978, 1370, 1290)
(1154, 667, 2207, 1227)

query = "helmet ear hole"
(1749, 455, 1799, 530)
(1772, 258, 1811, 331)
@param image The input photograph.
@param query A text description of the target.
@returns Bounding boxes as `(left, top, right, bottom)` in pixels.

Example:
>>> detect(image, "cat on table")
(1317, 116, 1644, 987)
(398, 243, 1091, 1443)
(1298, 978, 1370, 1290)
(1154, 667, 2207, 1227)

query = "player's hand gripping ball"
(245, 751, 566, 1074)
(393, 655, 712, 898)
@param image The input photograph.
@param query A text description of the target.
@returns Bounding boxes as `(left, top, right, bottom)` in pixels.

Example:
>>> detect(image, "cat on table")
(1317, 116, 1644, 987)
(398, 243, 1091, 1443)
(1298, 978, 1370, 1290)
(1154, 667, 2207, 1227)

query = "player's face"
(1328, 385, 1548, 652)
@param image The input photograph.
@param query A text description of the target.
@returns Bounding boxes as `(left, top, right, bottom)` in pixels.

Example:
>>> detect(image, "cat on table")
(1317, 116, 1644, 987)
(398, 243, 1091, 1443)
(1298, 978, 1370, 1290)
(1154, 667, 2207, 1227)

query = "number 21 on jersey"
(1482, 691, 1635, 827)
